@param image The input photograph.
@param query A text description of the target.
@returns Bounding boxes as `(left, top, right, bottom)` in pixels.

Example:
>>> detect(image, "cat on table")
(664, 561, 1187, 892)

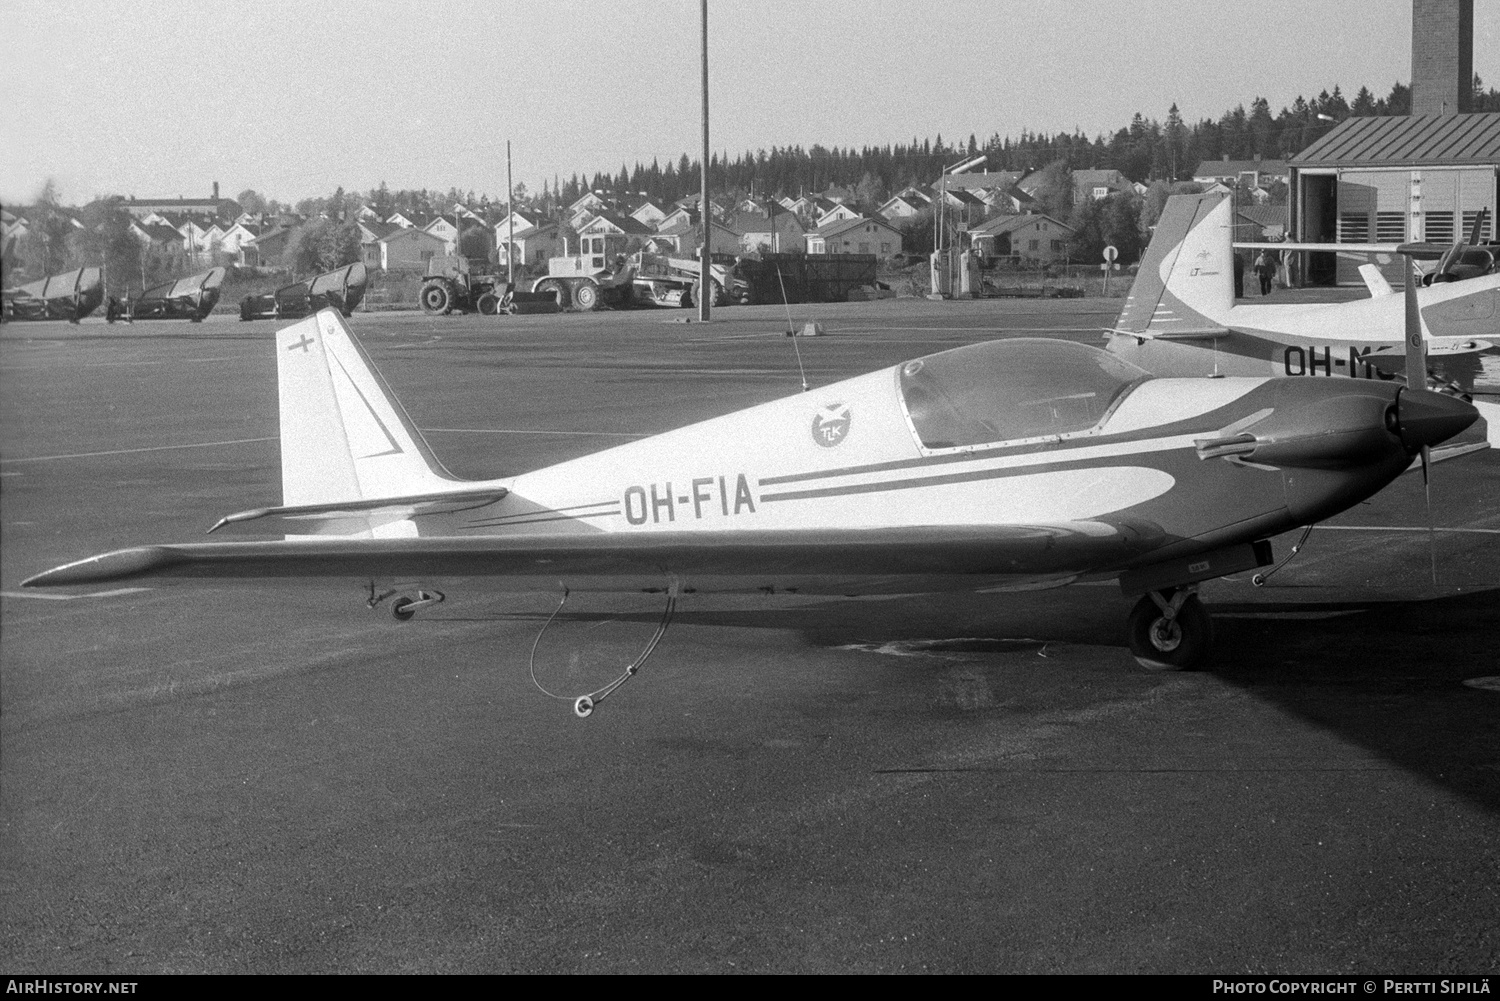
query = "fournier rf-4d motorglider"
(24, 293, 1482, 715)
(1105, 192, 1499, 400)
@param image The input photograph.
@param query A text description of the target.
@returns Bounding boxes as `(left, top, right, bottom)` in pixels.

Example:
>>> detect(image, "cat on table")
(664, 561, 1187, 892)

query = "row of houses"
(485, 190, 913, 270)
(3, 156, 1296, 278)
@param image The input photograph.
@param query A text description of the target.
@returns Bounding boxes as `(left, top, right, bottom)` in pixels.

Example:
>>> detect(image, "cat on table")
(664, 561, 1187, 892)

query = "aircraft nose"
(1396, 388, 1478, 453)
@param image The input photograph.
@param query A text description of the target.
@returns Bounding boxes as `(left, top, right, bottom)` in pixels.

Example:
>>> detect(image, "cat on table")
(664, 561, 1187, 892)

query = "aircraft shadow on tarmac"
(441, 584, 1500, 813)
(1205, 588, 1500, 812)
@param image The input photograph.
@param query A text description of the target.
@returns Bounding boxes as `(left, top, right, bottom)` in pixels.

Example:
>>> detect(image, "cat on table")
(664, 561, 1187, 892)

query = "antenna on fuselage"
(776, 264, 809, 392)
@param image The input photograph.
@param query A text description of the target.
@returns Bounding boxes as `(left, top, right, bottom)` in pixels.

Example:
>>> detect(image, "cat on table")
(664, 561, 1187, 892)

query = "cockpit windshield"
(897, 339, 1147, 450)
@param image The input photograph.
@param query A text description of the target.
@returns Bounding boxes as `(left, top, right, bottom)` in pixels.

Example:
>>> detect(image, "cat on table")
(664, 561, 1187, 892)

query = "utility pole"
(699, 0, 711, 322)
(507, 140, 515, 287)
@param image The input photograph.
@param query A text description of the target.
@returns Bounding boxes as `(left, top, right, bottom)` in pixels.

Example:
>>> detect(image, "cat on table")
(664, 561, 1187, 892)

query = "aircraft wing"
(23, 521, 1167, 591)
(1234, 241, 1404, 255)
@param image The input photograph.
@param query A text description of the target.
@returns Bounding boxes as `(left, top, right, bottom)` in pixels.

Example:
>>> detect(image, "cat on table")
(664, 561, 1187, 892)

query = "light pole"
(933, 153, 985, 296)
(699, 0, 711, 322)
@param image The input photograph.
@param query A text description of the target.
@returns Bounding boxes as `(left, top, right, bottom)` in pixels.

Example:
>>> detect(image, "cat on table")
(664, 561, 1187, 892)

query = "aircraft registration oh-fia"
(24, 307, 1479, 716)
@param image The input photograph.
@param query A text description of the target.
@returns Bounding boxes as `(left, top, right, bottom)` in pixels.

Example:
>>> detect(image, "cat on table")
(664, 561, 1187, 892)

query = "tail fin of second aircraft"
(276, 309, 460, 507)
(1112, 193, 1233, 338)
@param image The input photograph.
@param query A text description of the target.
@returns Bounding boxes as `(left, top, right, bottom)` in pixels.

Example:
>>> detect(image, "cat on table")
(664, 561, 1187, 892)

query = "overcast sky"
(3, 0, 1497, 207)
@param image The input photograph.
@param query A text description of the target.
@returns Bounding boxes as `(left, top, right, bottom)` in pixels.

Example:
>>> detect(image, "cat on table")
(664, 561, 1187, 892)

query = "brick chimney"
(213, 181, 220, 201)
(1411, 0, 1473, 115)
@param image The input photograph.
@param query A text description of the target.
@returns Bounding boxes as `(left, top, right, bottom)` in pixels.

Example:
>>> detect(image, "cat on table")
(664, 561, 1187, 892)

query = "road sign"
(1103, 245, 1118, 263)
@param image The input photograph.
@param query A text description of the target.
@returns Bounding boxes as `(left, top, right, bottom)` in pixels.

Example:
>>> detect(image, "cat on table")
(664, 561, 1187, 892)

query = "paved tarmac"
(2, 298, 1497, 973)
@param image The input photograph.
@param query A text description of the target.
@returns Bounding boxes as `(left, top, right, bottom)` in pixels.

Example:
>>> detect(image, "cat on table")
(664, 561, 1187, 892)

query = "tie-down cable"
(529, 580, 680, 717)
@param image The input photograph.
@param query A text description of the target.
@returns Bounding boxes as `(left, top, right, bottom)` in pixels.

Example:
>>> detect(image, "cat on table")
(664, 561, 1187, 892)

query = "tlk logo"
(811, 402, 852, 447)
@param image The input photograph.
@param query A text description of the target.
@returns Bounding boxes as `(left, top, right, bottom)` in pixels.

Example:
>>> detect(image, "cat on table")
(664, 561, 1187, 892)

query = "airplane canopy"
(899, 339, 1147, 449)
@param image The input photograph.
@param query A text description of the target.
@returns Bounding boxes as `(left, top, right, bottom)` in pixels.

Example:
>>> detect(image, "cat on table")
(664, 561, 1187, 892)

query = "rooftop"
(1292, 113, 1500, 168)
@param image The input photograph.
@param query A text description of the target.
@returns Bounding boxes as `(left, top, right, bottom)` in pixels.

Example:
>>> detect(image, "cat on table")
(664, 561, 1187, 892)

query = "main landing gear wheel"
(1127, 589, 1213, 671)
(572, 280, 599, 311)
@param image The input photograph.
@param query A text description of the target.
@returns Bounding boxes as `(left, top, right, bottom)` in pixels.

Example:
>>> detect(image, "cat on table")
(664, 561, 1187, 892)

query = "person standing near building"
(1253, 249, 1276, 296)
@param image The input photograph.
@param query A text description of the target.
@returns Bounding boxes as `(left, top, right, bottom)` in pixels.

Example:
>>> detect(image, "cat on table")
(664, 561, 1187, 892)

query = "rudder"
(1113, 193, 1233, 336)
(276, 309, 458, 507)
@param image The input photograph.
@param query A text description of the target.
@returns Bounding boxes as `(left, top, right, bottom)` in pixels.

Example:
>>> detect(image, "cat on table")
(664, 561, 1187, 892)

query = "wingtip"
(21, 547, 175, 587)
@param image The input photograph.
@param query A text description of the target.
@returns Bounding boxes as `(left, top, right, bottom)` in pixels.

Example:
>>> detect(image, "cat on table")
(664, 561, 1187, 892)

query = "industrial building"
(1287, 0, 1496, 285)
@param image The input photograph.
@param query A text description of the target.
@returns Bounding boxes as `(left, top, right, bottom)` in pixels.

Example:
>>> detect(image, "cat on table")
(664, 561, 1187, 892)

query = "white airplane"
(1105, 193, 1499, 390)
(24, 306, 1478, 715)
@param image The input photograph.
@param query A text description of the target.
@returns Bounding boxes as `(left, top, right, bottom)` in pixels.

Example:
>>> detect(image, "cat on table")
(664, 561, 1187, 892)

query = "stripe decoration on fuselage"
(759, 433, 1202, 503)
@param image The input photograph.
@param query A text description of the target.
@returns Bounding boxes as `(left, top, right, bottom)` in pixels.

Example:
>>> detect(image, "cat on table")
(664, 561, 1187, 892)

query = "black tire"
(475, 292, 499, 315)
(1126, 592, 1213, 671)
(420, 280, 453, 315)
(572, 280, 599, 311)
(692, 278, 727, 308)
(392, 597, 415, 622)
(535, 279, 569, 309)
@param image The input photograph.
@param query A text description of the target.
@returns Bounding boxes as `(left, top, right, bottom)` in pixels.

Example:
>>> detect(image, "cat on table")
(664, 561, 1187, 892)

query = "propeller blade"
(1432, 242, 1463, 281)
(1404, 258, 1427, 391)
(1423, 444, 1437, 587)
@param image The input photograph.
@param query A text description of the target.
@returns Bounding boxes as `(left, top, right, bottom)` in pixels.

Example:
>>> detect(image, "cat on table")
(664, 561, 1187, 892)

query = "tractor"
(418, 255, 508, 315)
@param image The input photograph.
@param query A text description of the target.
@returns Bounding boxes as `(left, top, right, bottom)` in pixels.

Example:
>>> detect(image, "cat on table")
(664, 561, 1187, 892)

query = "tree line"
(10, 76, 1498, 287)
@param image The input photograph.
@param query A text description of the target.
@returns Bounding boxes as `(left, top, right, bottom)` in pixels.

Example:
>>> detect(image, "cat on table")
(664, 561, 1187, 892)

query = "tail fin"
(1113, 193, 1232, 338)
(276, 309, 458, 507)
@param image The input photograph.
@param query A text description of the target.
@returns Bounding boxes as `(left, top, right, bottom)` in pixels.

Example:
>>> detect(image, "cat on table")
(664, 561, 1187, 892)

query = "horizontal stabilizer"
(1106, 325, 1229, 341)
(1359, 264, 1395, 297)
(207, 487, 509, 535)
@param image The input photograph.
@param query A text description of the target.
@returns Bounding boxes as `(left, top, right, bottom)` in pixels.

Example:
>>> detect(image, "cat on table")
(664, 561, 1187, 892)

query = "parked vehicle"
(419, 255, 508, 315)
(106, 267, 225, 323)
(630, 253, 745, 308)
(240, 263, 368, 321)
(529, 246, 635, 311)
(736, 253, 877, 304)
(528, 248, 744, 311)
(1, 267, 103, 323)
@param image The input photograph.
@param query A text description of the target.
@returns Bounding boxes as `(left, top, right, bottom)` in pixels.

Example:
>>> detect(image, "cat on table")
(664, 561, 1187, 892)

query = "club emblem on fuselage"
(812, 402, 852, 447)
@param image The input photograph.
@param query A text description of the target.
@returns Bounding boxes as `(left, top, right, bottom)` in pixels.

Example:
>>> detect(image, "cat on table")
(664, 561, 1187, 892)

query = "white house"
(806, 216, 903, 257)
(813, 202, 862, 229)
(370, 227, 448, 272)
(968, 213, 1074, 263)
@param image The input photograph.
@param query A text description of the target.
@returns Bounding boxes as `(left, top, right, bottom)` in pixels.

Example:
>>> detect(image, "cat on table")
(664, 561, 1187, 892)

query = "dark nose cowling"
(1396, 387, 1478, 453)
